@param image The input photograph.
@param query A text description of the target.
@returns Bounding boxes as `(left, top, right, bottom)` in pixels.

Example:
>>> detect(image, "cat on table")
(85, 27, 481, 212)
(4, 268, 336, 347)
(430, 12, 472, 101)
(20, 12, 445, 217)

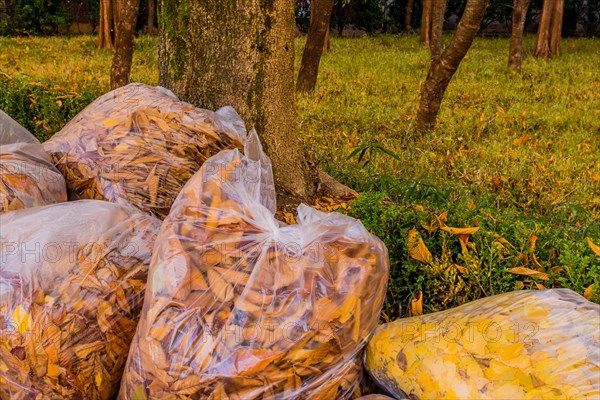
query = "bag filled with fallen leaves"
(365, 289, 600, 399)
(119, 131, 389, 399)
(0, 200, 160, 400)
(43, 83, 246, 219)
(0, 109, 38, 146)
(0, 113, 67, 214)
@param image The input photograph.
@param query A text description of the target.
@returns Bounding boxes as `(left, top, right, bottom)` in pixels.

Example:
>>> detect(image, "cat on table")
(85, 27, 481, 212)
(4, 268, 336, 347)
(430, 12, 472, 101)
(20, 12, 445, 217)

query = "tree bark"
(430, 0, 447, 60)
(420, 0, 433, 45)
(415, 0, 490, 132)
(535, 0, 563, 58)
(110, 0, 140, 89)
(297, 0, 335, 93)
(158, 0, 320, 204)
(97, 0, 114, 48)
(405, 0, 414, 32)
(508, 0, 531, 71)
(549, 0, 564, 55)
(147, 0, 155, 35)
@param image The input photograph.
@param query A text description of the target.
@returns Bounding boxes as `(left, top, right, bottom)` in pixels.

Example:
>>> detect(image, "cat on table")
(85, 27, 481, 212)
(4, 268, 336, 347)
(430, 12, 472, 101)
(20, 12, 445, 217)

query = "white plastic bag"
(0, 113, 67, 213)
(119, 132, 389, 399)
(366, 289, 600, 399)
(43, 83, 247, 218)
(0, 200, 160, 400)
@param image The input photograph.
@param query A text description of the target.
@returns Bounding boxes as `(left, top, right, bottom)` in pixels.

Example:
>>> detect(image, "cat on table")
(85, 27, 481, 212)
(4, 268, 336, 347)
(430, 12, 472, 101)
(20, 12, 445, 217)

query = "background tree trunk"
(508, 0, 531, 71)
(549, 0, 564, 55)
(110, 0, 140, 89)
(405, 0, 414, 32)
(159, 0, 320, 204)
(146, 0, 155, 35)
(420, 0, 433, 45)
(415, 0, 490, 132)
(297, 0, 335, 93)
(430, 0, 447, 59)
(535, 0, 563, 57)
(97, 0, 114, 48)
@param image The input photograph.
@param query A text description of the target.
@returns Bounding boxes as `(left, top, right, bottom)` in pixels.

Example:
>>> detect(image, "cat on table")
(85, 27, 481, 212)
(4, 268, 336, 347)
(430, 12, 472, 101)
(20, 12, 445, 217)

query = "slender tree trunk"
(421, 0, 433, 45)
(297, 0, 335, 93)
(110, 0, 140, 89)
(405, 0, 414, 32)
(97, 0, 114, 48)
(508, 0, 531, 71)
(147, 0, 155, 35)
(415, 0, 490, 132)
(535, 0, 564, 57)
(159, 0, 320, 204)
(430, 0, 447, 59)
(549, 0, 564, 55)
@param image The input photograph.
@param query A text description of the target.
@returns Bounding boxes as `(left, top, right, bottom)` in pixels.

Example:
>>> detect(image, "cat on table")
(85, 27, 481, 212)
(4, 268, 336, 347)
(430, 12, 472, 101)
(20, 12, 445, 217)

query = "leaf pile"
(0, 142, 67, 213)
(119, 147, 389, 399)
(0, 201, 159, 400)
(43, 83, 245, 219)
(366, 289, 600, 399)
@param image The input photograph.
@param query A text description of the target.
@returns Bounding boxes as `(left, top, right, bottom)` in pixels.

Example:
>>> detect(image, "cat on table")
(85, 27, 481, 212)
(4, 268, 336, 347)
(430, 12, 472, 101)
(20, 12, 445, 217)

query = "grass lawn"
(1, 34, 598, 318)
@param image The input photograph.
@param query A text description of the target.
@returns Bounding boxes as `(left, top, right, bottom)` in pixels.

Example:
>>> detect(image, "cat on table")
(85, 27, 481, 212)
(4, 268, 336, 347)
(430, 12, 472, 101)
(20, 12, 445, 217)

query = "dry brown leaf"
(411, 291, 423, 316)
(586, 237, 600, 256)
(407, 229, 432, 264)
(508, 266, 549, 281)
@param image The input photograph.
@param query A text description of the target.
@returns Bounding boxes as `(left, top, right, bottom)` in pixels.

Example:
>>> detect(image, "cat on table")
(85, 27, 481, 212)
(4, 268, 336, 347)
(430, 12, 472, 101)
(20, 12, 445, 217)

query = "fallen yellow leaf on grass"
(584, 285, 595, 299)
(587, 237, 600, 256)
(508, 266, 549, 281)
(411, 291, 423, 316)
(407, 229, 432, 264)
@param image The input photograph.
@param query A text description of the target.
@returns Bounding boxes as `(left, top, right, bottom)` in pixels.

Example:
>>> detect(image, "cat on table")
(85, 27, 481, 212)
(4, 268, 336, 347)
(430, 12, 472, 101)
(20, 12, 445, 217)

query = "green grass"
(1, 34, 598, 317)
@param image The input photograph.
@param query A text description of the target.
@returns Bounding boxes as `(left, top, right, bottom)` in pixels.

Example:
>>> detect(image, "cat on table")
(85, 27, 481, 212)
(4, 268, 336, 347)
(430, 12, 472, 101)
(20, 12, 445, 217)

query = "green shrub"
(0, 76, 96, 141)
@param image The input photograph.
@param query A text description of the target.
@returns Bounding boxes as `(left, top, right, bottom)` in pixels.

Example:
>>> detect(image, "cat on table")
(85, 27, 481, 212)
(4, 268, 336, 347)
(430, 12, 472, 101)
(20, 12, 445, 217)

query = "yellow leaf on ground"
(407, 229, 432, 264)
(411, 291, 423, 316)
(102, 118, 119, 128)
(10, 305, 33, 335)
(508, 267, 549, 281)
(584, 285, 595, 300)
(586, 237, 600, 256)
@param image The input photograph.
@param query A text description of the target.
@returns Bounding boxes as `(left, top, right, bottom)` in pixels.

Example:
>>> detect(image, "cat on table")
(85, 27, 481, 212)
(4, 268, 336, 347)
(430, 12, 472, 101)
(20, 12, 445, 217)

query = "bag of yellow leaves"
(0, 200, 160, 400)
(0, 109, 38, 146)
(43, 83, 246, 219)
(119, 131, 389, 400)
(0, 112, 67, 213)
(365, 289, 600, 400)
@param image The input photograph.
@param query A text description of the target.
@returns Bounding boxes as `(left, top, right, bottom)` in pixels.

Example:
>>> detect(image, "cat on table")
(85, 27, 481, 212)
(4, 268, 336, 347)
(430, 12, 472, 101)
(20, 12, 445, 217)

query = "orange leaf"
(586, 237, 600, 256)
(407, 229, 432, 264)
(411, 291, 423, 316)
(508, 266, 549, 281)
(584, 285, 595, 300)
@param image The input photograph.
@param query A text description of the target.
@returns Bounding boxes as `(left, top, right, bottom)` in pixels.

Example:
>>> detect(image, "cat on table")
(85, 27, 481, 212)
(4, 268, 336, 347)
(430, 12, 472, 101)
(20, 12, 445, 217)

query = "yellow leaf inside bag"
(11, 305, 33, 335)
(102, 118, 120, 128)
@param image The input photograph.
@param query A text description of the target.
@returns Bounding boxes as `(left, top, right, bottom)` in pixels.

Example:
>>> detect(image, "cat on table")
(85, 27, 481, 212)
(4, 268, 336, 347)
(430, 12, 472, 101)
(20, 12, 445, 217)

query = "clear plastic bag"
(0, 109, 38, 145)
(365, 289, 600, 399)
(0, 142, 68, 214)
(119, 133, 389, 399)
(43, 83, 246, 219)
(0, 200, 160, 400)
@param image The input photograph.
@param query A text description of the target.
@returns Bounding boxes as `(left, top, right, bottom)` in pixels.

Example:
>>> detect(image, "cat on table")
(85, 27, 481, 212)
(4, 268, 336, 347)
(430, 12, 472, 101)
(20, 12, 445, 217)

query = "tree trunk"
(430, 0, 447, 60)
(508, 0, 531, 71)
(297, 0, 335, 93)
(421, 0, 433, 45)
(549, 0, 564, 55)
(97, 0, 114, 48)
(110, 0, 140, 89)
(415, 0, 490, 132)
(405, 0, 414, 32)
(535, 0, 564, 58)
(324, 24, 330, 52)
(147, 0, 155, 35)
(158, 0, 320, 204)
